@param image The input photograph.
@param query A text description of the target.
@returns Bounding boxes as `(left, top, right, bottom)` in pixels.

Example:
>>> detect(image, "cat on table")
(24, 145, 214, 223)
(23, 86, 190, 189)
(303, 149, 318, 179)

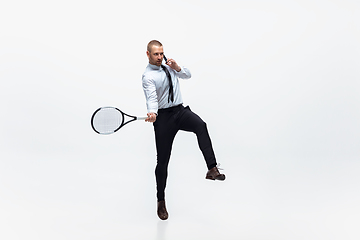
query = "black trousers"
(153, 104, 217, 201)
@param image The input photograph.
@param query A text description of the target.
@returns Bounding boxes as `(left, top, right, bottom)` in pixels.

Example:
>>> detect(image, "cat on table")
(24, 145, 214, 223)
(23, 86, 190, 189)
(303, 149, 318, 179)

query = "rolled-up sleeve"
(142, 74, 158, 114)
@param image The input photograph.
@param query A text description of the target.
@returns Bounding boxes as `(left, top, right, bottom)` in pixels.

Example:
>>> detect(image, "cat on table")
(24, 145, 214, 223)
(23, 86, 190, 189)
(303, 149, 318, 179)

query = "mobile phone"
(163, 54, 168, 63)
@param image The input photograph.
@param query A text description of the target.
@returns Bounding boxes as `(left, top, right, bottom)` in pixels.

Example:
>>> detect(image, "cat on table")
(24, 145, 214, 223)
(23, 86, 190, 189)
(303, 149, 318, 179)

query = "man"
(142, 40, 225, 220)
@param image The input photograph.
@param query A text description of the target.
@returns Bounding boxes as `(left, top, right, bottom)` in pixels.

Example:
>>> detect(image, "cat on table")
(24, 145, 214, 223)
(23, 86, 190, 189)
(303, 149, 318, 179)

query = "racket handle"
(137, 117, 147, 120)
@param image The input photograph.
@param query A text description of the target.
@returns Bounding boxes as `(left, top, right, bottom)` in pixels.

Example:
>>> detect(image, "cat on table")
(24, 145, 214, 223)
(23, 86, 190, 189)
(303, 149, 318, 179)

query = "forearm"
(176, 66, 191, 79)
(142, 76, 158, 114)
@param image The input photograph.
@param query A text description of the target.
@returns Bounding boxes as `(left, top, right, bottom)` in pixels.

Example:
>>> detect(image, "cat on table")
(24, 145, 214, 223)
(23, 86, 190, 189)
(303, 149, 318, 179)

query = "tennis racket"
(91, 107, 147, 135)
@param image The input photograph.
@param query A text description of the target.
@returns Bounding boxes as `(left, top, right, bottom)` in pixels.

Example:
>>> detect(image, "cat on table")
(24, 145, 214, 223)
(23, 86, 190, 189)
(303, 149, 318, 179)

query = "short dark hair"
(147, 40, 162, 52)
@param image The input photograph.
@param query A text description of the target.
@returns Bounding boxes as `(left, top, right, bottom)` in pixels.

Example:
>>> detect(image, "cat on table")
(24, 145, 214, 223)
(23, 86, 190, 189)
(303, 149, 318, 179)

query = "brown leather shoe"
(157, 200, 168, 220)
(206, 166, 225, 180)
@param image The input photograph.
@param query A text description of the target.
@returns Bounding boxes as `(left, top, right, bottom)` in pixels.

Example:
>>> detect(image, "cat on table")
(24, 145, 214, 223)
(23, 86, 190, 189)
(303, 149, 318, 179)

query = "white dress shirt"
(142, 63, 191, 114)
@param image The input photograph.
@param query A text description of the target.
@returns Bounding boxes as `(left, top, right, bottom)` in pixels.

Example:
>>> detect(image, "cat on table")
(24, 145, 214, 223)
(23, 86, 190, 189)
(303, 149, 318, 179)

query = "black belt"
(158, 104, 183, 113)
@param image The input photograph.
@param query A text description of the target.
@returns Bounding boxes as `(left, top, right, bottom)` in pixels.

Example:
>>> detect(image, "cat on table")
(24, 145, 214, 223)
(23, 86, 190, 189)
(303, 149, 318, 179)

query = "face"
(147, 45, 164, 66)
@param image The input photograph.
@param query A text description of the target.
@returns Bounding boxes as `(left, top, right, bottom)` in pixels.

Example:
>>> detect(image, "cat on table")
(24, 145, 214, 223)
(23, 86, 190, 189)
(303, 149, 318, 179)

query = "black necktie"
(161, 65, 174, 103)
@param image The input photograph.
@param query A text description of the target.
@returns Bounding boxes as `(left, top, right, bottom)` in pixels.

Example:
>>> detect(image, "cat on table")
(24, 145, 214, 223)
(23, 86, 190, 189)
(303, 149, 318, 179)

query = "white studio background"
(0, 0, 359, 239)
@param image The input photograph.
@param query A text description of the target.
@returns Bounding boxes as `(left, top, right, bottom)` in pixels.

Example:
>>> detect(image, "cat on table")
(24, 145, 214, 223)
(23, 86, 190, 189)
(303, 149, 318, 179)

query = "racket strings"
(92, 108, 123, 134)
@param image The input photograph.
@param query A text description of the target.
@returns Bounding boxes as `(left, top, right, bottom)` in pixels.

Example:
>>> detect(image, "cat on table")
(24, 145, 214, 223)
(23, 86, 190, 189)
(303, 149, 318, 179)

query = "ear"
(146, 50, 150, 58)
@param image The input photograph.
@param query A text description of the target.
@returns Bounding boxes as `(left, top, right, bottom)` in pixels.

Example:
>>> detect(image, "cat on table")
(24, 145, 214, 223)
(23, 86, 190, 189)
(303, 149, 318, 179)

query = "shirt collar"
(148, 63, 161, 70)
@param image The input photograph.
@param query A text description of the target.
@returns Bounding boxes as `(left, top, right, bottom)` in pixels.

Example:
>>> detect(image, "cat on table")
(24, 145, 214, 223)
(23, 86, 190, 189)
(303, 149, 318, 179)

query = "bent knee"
(195, 120, 208, 133)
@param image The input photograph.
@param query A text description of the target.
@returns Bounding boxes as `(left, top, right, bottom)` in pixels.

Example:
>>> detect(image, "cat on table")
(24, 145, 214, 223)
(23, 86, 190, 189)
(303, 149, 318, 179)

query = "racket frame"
(91, 106, 146, 135)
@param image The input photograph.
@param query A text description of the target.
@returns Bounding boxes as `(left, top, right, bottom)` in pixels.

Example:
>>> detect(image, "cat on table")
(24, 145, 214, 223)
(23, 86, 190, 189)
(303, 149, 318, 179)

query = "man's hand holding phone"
(164, 54, 181, 72)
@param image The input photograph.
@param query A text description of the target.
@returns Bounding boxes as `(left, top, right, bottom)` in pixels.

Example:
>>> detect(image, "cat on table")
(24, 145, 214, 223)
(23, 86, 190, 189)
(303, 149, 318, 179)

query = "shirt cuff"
(148, 109, 158, 115)
(177, 66, 185, 73)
